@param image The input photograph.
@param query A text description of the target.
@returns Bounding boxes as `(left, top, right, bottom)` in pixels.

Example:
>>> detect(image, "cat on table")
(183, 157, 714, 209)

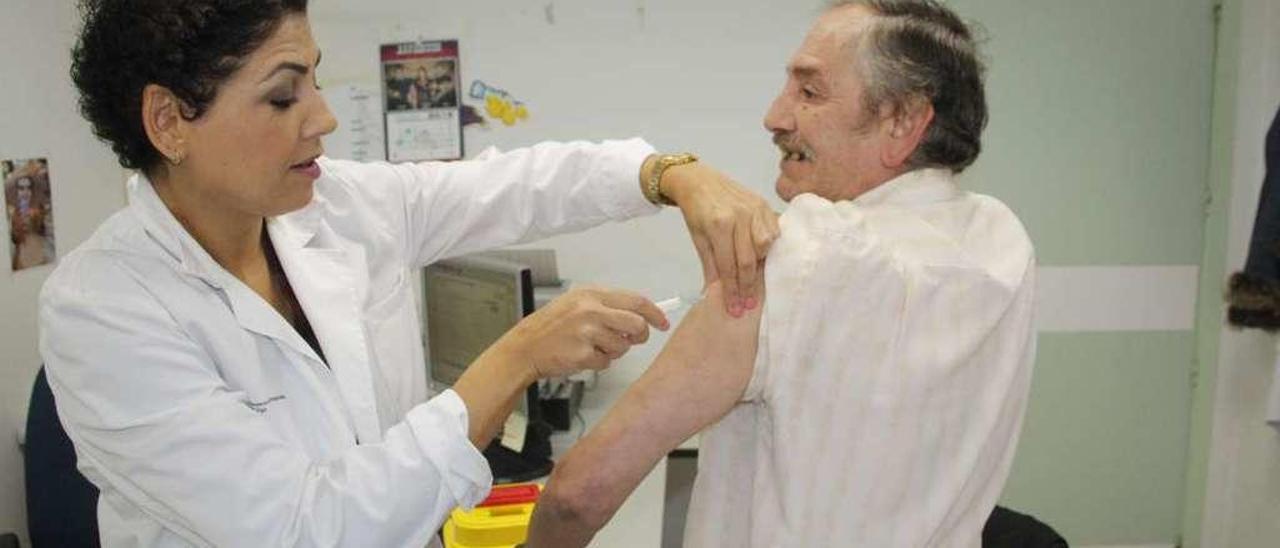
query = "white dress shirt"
(684, 168, 1037, 547)
(39, 139, 657, 547)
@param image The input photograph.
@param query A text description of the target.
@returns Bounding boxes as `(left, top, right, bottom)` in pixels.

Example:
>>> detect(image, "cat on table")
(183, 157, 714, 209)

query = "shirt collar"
(851, 168, 959, 208)
(126, 171, 329, 287)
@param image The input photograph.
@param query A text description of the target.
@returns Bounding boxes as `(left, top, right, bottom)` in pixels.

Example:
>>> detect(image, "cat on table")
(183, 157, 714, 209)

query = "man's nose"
(763, 93, 793, 133)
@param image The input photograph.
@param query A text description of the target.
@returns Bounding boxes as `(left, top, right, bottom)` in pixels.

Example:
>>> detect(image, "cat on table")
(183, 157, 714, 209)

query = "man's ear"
(141, 84, 190, 165)
(881, 97, 934, 169)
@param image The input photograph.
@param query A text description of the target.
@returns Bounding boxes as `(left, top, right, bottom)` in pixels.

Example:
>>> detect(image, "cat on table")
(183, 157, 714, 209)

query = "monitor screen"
(422, 254, 553, 481)
(423, 256, 531, 387)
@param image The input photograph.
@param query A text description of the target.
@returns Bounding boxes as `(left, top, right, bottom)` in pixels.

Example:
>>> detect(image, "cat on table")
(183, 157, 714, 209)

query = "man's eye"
(801, 87, 817, 99)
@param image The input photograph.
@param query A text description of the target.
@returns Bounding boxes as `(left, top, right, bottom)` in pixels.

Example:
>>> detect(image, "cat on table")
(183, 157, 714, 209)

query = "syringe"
(654, 293, 705, 316)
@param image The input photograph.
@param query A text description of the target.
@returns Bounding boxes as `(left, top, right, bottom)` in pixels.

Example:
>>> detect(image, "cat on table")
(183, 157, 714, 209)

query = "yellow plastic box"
(443, 483, 543, 548)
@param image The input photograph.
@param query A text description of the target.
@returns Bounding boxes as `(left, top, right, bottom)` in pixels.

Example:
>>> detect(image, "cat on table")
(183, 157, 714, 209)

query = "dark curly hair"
(71, 0, 309, 172)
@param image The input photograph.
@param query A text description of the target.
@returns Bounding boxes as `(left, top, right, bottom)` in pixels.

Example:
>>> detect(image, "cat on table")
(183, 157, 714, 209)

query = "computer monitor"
(423, 255, 553, 482)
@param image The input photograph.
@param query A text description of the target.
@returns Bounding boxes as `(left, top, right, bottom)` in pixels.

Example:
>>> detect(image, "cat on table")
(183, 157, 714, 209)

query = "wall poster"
(380, 40, 463, 162)
(3, 157, 56, 272)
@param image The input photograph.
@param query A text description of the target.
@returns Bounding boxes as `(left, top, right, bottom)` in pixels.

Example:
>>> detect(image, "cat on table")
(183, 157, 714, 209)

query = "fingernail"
(745, 297, 758, 310)
(730, 303, 744, 317)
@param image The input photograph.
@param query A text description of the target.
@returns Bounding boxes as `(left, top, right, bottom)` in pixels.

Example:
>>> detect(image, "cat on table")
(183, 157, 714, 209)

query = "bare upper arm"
(529, 281, 762, 543)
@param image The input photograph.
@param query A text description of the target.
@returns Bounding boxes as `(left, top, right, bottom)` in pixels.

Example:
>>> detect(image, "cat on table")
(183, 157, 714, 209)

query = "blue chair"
(24, 367, 100, 547)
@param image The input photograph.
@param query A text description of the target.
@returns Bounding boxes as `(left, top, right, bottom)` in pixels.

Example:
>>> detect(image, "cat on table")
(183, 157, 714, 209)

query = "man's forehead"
(791, 7, 873, 74)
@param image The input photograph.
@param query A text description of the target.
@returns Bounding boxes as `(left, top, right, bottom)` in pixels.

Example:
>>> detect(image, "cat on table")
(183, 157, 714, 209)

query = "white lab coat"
(38, 139, 657, 547)
(685, 169, 1037, 547)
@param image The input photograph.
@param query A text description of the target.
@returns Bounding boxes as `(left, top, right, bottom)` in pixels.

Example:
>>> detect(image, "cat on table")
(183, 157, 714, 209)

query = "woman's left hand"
(661, 161, 780, 317)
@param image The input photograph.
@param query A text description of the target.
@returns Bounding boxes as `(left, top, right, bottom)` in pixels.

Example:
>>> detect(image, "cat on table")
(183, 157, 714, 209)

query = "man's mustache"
(772, 133, 814, 158)
(772, 133, 798, 150)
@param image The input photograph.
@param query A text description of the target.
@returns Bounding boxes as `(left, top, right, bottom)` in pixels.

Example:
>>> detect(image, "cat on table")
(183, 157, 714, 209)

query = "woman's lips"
(291, 159, 321, 179)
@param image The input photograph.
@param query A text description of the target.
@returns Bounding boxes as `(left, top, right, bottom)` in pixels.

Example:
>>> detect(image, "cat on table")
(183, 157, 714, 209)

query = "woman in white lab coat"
(42, 1, 777, 546)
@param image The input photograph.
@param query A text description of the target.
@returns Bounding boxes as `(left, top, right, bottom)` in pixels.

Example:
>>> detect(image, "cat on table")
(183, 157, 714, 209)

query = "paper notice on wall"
(321, 84, 386, 162)
(380, 40, 463, 162)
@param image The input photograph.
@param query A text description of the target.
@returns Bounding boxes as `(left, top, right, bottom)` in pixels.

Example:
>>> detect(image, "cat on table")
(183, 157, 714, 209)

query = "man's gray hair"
(830, 0, 988, 172)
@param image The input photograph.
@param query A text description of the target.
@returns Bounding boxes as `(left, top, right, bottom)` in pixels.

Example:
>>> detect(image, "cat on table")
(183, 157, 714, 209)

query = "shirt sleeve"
(321, 138, 659, 268)
(40, 257, 491, 547)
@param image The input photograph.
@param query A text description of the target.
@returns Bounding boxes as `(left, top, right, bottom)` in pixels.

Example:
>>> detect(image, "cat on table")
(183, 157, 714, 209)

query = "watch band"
(645, 152, 699, 206)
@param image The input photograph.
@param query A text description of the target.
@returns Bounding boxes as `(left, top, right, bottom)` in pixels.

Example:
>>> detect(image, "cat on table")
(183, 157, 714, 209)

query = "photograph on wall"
(3, 157, 56, 272)
(380, 40, 463, 162)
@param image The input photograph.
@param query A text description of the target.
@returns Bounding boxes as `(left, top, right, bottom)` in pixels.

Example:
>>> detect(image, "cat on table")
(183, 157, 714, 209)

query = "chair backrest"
(982, 505, 1069, 547)
(24, 367, 100, 547)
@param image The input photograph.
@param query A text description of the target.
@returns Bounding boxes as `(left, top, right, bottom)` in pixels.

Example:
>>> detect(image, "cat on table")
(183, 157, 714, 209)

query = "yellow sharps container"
(443, 483, 541, 548)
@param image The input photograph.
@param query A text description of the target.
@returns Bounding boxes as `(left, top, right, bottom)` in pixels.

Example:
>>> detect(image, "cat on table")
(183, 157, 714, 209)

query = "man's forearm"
(525, 283, 762, 546)
(524, 491, 603, 547)
(525, 376, 679, 547)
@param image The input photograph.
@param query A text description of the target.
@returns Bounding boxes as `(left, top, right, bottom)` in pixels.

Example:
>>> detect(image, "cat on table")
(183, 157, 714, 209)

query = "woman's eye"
(270, 97, 298, 110)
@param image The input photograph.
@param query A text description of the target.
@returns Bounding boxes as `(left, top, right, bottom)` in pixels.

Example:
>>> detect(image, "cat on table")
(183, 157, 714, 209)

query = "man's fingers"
(708, 219, 741, 309)
(734, 220, 759, 305)
(752, 210, 780, 257)
(693, 236, 719, 289)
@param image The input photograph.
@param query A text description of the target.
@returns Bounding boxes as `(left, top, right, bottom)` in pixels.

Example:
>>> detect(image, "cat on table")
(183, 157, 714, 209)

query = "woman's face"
(16, 178, 32, 203)
(175, 14, 336, 218)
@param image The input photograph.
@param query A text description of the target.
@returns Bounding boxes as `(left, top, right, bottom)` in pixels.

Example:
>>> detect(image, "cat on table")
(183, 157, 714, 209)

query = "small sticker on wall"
(3, 157, 56, 272)
(469, 81, 530, 127)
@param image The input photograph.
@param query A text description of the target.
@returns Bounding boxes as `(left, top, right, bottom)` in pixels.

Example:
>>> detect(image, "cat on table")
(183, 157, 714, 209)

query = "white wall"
(0, 1, 127, 543)
(1199, 0, 1280, 545)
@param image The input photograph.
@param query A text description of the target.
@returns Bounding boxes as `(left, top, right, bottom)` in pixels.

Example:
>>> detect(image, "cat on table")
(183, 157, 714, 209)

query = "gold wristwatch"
(644, 152, 699, 206)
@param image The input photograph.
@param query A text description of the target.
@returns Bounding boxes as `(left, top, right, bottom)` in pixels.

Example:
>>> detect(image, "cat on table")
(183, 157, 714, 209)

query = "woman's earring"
(170, 151, 185, 166)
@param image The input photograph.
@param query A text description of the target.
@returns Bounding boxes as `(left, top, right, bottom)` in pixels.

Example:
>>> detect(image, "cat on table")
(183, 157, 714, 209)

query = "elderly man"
(527, 1, 1036, 546)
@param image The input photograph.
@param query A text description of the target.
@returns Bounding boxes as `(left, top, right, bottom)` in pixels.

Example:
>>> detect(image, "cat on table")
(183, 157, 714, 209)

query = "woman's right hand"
(454, 286, 667, 446)
(497, 286, 670, 378)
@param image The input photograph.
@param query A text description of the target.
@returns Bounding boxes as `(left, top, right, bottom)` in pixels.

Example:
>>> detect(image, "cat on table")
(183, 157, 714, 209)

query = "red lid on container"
(476, 483, 542, 508)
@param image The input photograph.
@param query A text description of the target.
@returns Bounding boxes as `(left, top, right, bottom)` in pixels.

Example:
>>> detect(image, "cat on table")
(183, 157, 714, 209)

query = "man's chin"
(775, 176, 800, 203)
